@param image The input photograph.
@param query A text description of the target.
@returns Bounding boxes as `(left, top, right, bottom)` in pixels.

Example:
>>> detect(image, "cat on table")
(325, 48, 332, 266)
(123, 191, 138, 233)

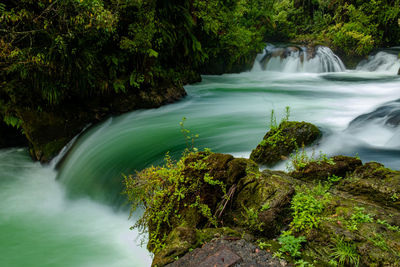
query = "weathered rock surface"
(337, 162, 400, 209)
(290, 155, 362, 181)
(140, 122, 400, 267)
(231, 170, 295, 236)
(250, 121, 321, 166)
(166, 238, 288, 267)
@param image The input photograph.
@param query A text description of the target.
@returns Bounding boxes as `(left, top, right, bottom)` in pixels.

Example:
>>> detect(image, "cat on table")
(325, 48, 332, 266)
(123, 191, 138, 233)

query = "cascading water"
(356, 50, 400, 74)
(252, 44, 346, 73)
(2, 44, 400, 266)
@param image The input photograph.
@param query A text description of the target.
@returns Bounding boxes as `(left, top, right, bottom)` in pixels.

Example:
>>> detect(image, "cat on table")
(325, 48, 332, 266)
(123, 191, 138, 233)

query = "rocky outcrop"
(290, 155, 362, 181)
(132, 121, 400, 267)
(250, 121, 321, 166)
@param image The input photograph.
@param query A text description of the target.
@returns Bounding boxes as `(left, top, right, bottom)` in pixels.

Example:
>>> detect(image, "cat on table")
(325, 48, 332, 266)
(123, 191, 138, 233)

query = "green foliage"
(330, 237, 360, 267)
(268, 106, 290, 131)
(289, 183, 331, 233)
(241, 205, 264, 232)
(376, 219, 400, 233)
(123, 148, 226, 252)
(257, 240, 272, 250)
(278, 233, 307, 258)
(295, 259, 314, 267)
(289, 147, 335, 171)
(327, 175, 342, 184)
(270, 0, 400, 57)
(346, 207, 373, 231)
(3, 115, 22, 129)
(1, 0, 274, 127)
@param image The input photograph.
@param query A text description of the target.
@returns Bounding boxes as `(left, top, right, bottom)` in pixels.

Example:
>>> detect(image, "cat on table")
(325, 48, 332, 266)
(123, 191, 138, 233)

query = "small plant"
(289, 183, 331, 233)
(257, 240, 272, 250)
(278, 233, 307, 258)
(261, 202, 271, 211)
(241, 205, 264, 232)
(368, 233, 389, 251)
(347, 207, 373, 231)
(295, 259, 314, 267)
(391, 192, 399, 202)
(180, 117, 199, 152)
(328, 175, 342, 184)
(268, 106, 291, 131)
(376, 219, 400, 233)
(273, 251, 284, 259)
(289, 147, 335, 171)
(330, 237, 360, 267)
(269, 109, 278, 130)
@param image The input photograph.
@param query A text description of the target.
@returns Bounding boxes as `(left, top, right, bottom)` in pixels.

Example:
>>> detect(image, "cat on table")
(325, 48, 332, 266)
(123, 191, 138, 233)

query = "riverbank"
(125, 121, 400, 266)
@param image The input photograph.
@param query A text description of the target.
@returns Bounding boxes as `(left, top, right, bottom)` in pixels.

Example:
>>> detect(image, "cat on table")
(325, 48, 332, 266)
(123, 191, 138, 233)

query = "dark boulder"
(250, 121, 321, 166)
(290, 155, 362, 181)
(337, 162, 400, 209)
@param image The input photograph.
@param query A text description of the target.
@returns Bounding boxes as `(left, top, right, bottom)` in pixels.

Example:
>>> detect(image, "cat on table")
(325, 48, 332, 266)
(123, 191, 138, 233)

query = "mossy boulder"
(337, 162, 400, 209)
(290, 155, 362, 181)
(230, 169, 295, 236)
(250, 121, 321, 166)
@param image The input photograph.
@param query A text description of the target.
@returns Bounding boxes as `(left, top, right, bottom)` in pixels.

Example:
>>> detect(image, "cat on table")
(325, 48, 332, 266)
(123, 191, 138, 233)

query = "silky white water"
(1, 47, 400, 266)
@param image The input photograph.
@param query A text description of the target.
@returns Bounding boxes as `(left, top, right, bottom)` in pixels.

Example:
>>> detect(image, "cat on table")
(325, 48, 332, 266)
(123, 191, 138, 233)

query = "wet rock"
(337, 162, 400, 209)
(348, 99, 400, 128)
(231, 170, 295, 236)
(301, 194, 400, 266)
(153, 227, 242, 267)
(398, 67, 400, 75)
(250, 121, 321, 166)
(166, 238, 288, 267)
(290, 155, 362, 181)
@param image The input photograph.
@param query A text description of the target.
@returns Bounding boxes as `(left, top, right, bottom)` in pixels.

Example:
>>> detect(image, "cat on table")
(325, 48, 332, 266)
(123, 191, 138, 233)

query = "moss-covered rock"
(337, 162, 400, 209)
(290, 155, 362, 181)
(127, 148, 400, 267)
(231, 169, 295, 236)
(299, 194, 400, 266)
(250, 121, 321, 166)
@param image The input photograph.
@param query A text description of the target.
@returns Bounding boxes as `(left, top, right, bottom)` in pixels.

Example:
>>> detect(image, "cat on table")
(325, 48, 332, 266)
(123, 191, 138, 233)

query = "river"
(1, 45, 399, 266)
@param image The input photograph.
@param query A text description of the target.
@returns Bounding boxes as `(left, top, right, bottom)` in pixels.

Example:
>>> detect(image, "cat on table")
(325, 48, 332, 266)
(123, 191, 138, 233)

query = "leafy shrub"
(278, 233, 307, 258)
(289, 183, 331, 233)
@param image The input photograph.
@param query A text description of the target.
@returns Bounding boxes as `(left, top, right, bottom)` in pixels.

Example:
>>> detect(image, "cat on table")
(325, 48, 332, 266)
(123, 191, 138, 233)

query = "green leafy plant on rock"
(289, 183, 331, 234)
(330, 237, 360, 267)
(278, 232, 307, 258)
(346, 207, 373, 231)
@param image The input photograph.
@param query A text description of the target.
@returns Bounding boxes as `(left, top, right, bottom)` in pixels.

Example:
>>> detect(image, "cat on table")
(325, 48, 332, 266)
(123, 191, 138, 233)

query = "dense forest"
(0, 0, 399, 161)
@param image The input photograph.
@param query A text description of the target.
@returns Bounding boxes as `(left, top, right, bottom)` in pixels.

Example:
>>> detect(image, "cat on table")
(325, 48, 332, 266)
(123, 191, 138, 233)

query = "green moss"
(250, 121, 321, 166)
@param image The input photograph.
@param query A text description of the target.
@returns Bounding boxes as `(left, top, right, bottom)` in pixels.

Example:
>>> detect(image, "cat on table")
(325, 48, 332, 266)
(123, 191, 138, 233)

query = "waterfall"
(252, 44, 345, 73)
(356, 51, 400, 74)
